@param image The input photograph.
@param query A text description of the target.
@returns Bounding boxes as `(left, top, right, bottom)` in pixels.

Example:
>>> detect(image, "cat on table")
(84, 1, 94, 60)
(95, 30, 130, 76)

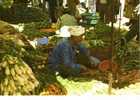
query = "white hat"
(69, 26, 85, 36)
(56, 26, 71, 37)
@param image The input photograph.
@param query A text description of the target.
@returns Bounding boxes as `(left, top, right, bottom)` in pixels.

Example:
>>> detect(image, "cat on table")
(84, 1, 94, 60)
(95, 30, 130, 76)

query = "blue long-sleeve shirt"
(48, 39, 89, 73)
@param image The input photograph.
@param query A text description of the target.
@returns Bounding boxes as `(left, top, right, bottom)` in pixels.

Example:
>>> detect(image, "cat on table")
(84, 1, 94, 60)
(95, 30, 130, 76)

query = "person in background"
(77, 2, 88, 14)
(48, 26, 100, 78)
(121, 2, 140, 45)
(56, 7, 78, 29)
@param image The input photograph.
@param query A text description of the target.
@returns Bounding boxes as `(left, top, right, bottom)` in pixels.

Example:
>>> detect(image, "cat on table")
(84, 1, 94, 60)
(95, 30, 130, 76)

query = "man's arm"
(62, 45, 81, 70)
(78, 43, 90, 57)
(78, 43, 101, 67)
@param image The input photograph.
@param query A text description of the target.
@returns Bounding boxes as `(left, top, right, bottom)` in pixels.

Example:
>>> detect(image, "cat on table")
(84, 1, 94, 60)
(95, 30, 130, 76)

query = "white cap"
(56, 26, 71, 37)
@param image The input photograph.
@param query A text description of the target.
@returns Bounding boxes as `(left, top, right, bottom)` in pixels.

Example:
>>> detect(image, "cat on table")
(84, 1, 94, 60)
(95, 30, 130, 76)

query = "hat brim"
(69, 26, 85, 36)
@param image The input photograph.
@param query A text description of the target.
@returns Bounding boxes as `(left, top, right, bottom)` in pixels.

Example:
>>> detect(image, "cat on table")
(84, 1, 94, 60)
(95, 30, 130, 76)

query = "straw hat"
(56, 26, 85, 37)
(69, 26, 85, 36)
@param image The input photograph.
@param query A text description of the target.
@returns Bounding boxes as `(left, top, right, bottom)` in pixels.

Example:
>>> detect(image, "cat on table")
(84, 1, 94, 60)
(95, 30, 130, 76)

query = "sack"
(37, 37, 48, 45)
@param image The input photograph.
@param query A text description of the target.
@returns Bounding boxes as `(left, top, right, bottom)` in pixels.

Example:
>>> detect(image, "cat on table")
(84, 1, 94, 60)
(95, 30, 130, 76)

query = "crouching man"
(48, 26, 100, 78)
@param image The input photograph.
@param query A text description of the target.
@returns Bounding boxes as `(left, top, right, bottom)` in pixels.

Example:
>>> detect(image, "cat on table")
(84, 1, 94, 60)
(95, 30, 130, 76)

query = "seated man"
(48, 26, 100, 77)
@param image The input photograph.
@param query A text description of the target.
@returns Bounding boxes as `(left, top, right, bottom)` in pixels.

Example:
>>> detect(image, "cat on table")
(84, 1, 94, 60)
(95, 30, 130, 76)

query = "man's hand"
(80, 65, 96, 76)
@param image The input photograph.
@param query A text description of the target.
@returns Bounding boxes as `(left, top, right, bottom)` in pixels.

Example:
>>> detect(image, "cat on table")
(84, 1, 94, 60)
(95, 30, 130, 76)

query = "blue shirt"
(48, 39, 89, 73)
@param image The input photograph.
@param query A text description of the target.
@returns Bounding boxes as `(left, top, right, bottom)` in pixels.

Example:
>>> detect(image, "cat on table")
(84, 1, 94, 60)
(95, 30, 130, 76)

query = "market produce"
(0, 20, 17, 34)
(94, 21, 112, 34)
(0, 55, 39, 95)
(23, 20, 52, 40)
(0, 35, 28, 61)
(40, 83, 67, 95)
(0, 0, 139, 95)
(98, 60, 118, 73)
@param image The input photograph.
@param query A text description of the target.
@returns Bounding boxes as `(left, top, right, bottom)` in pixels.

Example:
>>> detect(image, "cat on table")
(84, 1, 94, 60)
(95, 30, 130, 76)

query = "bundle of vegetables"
(115, 41, 140, 70)
(0, 34, 28, 60)
(85, 31, 97, 40)
(89, 39, 105, 48)
(123, 50, 140, 70)
(23, 21, 51, 40)
(0, 20, 18, 34)
(1, 6, 48, 24)
(40, 83, 67, 95)
(35, 20, 51, 29)
(94, 21, 112, 35)
(23, 48, 48, 71)
(0, 55, 39, 95)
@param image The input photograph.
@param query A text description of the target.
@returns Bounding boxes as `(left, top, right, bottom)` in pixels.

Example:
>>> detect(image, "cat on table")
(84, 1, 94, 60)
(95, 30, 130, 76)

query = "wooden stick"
(108, 72, 113, 95)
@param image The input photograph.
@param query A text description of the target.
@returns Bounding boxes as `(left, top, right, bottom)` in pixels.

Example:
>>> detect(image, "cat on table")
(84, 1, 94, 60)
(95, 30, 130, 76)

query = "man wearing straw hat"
(48, 26, 100, 77)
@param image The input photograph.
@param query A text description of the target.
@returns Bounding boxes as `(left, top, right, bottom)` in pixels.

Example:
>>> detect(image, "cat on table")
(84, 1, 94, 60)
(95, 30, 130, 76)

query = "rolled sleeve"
(78, 43, 90, 57)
